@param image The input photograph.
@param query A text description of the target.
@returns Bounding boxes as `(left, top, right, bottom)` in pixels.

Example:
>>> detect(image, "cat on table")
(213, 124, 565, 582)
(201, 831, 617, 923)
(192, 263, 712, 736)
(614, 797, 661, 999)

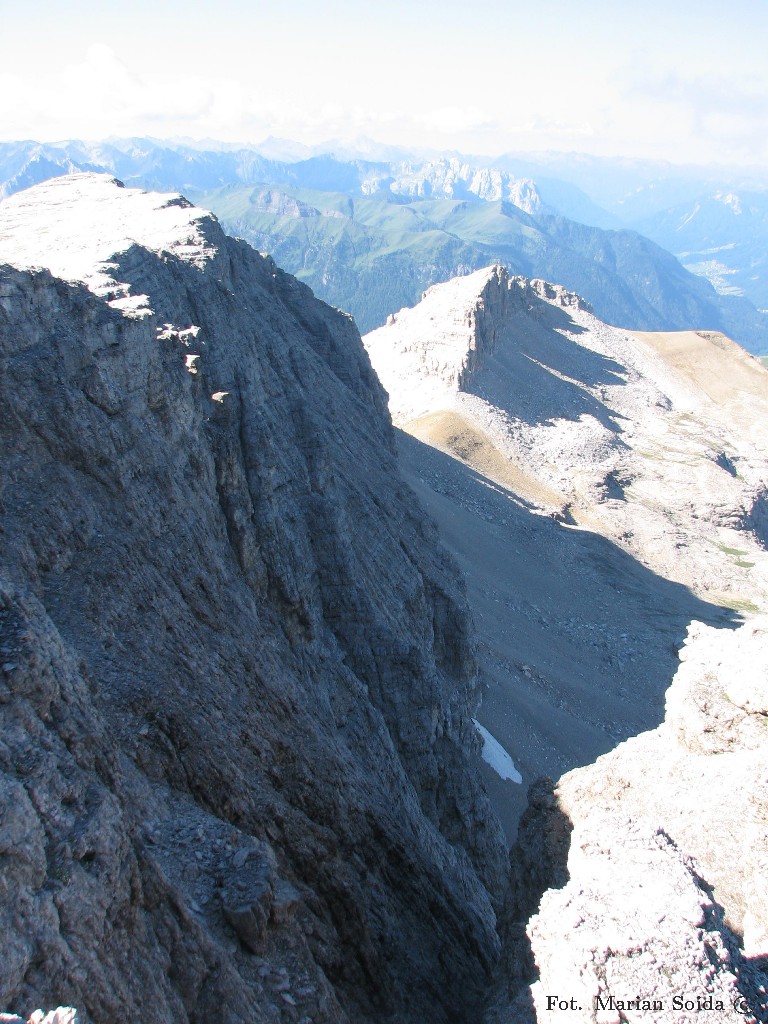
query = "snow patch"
(473, 719, 522, 783)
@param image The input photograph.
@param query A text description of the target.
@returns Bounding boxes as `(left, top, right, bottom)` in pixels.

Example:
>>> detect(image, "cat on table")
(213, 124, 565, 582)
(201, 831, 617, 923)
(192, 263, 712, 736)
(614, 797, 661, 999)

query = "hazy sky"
(3, 0, 767, 167)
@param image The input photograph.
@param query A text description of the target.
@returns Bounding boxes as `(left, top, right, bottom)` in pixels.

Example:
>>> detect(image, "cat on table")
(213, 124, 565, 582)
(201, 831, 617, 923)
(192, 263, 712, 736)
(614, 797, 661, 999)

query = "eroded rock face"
(515, 619, 768, 1023)
(0, 174, 507, 1023)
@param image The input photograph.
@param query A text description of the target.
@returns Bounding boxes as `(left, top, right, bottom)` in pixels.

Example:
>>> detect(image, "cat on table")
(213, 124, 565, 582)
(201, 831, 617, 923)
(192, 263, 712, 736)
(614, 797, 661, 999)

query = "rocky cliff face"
(0, 174, 508, 1024)
(383, 159, 544, 211)
(365, 267, 589, 423)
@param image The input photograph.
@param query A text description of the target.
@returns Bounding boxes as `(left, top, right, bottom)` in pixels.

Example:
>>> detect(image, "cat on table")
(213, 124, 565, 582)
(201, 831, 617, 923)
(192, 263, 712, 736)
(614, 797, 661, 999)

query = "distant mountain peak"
(378, 157, 546, 212)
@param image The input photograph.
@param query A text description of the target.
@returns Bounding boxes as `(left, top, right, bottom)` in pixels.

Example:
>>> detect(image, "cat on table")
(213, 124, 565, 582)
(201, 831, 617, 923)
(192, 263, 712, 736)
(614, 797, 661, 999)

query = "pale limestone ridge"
(362, 157, 545, 211)
(365, 266, 587, 423)
(364, 265, 768, 610)
(518, 617, 768, 1023)
(0, 174, 507, 1023)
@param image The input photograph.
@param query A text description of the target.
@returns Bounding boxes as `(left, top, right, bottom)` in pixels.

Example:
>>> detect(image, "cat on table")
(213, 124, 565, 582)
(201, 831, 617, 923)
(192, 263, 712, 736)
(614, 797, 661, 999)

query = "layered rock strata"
(0, 175, 507, 1024)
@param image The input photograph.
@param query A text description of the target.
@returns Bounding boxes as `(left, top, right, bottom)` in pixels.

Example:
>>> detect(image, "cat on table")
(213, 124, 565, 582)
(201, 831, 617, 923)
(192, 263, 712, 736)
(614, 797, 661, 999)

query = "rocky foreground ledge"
(503, 617, 768, 1023)
(1, 1010, 78, 1024)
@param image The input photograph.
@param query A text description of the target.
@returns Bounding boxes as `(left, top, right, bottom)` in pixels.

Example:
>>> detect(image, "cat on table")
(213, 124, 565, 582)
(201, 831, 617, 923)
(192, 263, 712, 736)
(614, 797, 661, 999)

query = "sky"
(2, 0, 768, 168)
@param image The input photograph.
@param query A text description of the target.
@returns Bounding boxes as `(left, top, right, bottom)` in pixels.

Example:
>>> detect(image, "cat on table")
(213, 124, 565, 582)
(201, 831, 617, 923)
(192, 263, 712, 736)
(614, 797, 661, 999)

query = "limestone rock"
(516, 618, 768, 1022)
(0, 1012, 79, 1024)
(384, 157, 546, 212)
(364, 264, 768, 611)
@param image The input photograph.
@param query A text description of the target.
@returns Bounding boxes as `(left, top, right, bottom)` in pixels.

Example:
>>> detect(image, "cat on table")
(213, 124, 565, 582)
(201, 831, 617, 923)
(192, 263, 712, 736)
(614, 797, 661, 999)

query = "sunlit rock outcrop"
(519, 618, 768, 1023)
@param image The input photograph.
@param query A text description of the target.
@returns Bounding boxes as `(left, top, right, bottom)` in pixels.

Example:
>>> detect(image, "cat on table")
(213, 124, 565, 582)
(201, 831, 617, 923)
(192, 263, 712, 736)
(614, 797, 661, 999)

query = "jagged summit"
(365, 265, 588, 423)
(380, 158, 545, 211)
(0, 173, 218, 315)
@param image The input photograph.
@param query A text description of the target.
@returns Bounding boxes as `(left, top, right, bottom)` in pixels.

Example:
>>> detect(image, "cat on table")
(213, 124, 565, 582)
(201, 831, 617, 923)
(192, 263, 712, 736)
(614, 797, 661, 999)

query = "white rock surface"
(522, 617, 768, 1022)
(0, 172, 217, 315)
(0, 1011, 78, 1024)
(374, 157, 544, 211)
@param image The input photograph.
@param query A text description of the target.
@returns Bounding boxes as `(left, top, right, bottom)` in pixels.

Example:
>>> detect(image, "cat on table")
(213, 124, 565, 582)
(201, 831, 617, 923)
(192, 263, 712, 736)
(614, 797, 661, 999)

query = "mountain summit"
(365, 264, 768, 603)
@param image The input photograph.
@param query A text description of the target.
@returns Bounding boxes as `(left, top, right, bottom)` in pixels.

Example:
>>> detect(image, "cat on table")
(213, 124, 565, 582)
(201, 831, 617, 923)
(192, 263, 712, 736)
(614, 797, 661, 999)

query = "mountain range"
(1, 139, 767, 351)
(635, 189, 768, 311)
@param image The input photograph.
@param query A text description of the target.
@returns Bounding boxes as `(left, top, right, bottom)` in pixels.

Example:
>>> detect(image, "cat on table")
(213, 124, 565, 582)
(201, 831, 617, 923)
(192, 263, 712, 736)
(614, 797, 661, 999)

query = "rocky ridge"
(364, 265, 768, 611)
(379, 159, 545, 211)
(0, 174, 508, 1023)
(4, 138, 768, 350)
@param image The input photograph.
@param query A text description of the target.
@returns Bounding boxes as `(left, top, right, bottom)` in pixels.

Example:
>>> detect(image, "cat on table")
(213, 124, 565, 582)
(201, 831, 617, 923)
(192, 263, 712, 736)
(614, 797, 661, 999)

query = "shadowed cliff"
(0, 175, 508, 1024)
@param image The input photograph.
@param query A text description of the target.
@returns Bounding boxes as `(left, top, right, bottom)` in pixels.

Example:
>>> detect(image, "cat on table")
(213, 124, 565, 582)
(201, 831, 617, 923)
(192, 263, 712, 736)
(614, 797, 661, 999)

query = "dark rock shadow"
(484, 777, 572, 1023)
(688, 864, 768, 1024)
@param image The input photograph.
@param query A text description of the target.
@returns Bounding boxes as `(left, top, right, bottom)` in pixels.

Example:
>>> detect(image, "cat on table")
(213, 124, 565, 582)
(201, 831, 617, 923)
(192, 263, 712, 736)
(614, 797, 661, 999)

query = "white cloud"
(1, 17, 767, 168)
(418, 106, 496, 135)
(613, 58, 768, 164)
(0, 45, 270, 140)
